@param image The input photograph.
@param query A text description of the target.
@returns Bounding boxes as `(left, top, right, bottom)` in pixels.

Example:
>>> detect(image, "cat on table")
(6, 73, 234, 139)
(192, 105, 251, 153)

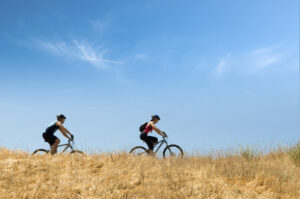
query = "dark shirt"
(45, 122, 59, 135)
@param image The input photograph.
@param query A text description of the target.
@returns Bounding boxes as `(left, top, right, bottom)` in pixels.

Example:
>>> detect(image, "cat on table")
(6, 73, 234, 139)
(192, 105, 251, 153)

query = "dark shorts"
(43, 133, 58, 146)
(140, 132, 158, 150)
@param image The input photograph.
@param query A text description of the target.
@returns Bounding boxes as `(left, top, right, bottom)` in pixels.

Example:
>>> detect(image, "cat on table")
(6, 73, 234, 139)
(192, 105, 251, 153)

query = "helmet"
(57, 114, 66, 120)
(151, 114, 160, 120)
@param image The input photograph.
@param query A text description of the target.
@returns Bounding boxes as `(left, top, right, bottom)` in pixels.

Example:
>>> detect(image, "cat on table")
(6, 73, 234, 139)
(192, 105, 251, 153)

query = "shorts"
(43, 132, 58, 146)
(140, 132, 158, 150)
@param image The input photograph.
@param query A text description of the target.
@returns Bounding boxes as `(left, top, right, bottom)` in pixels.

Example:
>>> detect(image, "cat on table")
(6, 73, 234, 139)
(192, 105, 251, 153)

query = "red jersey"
(143, 123, 153, 134)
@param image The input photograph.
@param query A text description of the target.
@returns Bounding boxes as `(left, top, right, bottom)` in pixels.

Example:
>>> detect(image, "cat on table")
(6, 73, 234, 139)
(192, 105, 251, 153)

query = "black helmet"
(57, 114, 66, 120)
(151, 114, 160, 120)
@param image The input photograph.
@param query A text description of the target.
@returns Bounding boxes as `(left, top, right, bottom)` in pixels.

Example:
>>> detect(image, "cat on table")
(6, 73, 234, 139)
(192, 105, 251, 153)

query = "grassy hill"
(0, 147, 299, 199)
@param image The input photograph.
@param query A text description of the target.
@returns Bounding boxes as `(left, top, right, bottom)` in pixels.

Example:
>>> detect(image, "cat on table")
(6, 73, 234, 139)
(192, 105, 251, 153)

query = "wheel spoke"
(168, 150, 174, 156)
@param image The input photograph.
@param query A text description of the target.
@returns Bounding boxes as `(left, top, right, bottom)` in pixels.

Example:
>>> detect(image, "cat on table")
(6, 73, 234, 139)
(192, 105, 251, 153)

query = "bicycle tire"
(129, 146, 148, 156)
(32, 149, 49, 155)
(163, 144, 184, 158)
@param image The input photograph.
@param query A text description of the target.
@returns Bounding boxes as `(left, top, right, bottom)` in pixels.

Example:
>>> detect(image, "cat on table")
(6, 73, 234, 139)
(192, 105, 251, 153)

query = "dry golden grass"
(0, 147, 299, 199)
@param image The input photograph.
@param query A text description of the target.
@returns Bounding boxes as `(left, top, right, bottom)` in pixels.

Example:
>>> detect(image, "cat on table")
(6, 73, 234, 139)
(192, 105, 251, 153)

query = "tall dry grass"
(0, 147, 299, 199)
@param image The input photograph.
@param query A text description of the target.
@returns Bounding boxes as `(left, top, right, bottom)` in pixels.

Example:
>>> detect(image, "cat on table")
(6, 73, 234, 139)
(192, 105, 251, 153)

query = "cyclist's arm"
(57, 122, 72, 140)
(152, 124, 165, 137)
(62, 126, 73, 137)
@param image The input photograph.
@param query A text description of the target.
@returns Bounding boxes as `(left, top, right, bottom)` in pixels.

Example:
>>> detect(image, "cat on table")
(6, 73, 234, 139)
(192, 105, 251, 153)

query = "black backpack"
(139, 122, 148, 133)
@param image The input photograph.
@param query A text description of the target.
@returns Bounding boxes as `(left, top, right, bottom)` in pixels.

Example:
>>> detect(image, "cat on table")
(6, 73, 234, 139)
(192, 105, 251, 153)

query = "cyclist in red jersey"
(140, 115, 167, 154)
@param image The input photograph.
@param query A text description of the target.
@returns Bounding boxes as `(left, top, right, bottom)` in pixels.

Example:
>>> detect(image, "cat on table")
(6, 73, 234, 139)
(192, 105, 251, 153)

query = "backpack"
(139, 122, 148, 133)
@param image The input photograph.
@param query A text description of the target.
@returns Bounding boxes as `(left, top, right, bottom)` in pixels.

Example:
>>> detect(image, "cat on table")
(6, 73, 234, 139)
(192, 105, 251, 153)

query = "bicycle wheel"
(130, 146, 148, 156)
(32, 149, 49, 155)
(163, 144, 184, 158)
(70, 150, 84, 154)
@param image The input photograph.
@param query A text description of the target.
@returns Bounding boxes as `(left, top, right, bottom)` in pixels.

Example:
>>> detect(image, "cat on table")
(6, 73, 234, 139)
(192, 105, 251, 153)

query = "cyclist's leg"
(45, 134, 60, 155)
(50, 138, 60, 155)
(140, 133, 154, 153)
(148, 136, 158, 155)
(148, 136, 158, 145)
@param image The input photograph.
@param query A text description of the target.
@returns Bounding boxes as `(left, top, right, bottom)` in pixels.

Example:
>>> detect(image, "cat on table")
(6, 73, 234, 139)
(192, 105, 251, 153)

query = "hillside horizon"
(1, 146, 300, 199)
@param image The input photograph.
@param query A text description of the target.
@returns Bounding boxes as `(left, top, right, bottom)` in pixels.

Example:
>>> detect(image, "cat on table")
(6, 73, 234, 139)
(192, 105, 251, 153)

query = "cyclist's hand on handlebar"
(162, 132, 168, 138)
(70, 135, 74, 141)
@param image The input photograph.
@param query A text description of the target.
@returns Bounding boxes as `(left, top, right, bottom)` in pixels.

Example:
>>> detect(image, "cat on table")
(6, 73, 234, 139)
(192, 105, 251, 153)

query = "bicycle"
(130, 136, 184, 158)
(32, 138, 84, 155)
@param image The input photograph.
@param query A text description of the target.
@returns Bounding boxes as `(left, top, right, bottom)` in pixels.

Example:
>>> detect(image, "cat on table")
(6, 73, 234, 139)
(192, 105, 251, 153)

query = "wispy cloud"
(34, 39, 122, 69)
(211, 45, 286, 77)
(89, 19, 108, 33)
(250, 46, 284, 71)
(132, 53, 148, 61)
(212, 53, 231, 76)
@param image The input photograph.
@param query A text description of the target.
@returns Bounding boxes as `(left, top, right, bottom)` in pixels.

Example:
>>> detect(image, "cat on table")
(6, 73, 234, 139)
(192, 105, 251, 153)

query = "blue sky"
(0, 0, 299, 153)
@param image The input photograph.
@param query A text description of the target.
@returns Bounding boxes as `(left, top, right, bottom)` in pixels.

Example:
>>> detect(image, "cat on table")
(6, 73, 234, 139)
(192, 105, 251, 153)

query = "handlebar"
(68, 137, 74, 144)
(162, 132, 168, 138)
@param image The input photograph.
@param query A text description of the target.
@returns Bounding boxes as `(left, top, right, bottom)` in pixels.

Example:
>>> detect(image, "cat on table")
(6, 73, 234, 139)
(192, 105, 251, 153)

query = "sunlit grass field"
(0, 146, 299, 199)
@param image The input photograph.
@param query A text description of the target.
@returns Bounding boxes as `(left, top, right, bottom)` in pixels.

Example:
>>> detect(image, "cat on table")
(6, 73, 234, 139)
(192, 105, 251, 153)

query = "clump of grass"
(240, 145, 260, 161)
(288, 142, 300, 166)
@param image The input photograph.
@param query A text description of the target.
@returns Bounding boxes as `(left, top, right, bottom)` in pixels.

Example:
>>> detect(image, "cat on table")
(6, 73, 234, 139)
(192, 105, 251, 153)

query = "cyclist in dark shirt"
(42, 114, 73, 155)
